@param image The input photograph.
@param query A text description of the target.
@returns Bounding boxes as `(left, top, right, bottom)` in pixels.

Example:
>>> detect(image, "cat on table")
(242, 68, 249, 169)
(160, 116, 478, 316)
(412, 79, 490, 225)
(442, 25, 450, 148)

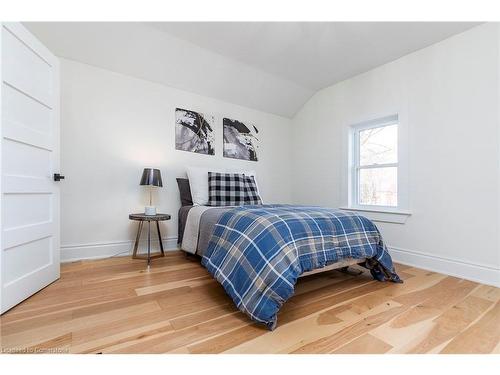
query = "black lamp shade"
(140, 168, 163, 187)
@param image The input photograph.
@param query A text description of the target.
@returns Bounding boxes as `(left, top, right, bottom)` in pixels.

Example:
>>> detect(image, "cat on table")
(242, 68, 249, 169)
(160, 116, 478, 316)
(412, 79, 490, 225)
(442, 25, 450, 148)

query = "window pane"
(359, 167, 397, 206)
(359, 124, 397, 166)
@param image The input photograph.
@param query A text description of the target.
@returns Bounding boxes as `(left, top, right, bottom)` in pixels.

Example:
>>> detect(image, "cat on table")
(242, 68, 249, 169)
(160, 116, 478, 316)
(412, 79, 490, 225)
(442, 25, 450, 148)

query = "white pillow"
(187, 166, 224, 206)
(187, 166, 262, 205)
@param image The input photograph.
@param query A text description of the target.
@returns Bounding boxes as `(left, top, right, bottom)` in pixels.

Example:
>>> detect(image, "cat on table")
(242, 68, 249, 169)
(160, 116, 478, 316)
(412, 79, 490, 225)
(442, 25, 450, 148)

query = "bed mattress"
(178, 205, 231, 256)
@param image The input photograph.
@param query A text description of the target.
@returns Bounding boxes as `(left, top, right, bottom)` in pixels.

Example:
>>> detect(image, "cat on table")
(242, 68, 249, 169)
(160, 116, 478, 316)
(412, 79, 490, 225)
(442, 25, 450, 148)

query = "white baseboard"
(389, 246, 500, 287)
(60, 237, 179, 263)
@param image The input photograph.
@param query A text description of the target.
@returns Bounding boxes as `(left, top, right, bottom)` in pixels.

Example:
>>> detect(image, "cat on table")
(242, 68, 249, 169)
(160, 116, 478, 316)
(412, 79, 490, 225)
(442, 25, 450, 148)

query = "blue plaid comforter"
(201, 204, 401, 330)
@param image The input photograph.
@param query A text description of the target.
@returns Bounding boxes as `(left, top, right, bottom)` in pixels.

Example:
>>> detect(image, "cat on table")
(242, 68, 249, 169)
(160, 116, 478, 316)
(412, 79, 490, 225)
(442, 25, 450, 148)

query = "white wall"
(60, 58, 292, 261)
(60, 24, 500, 287)
(292, 23, 500, 286)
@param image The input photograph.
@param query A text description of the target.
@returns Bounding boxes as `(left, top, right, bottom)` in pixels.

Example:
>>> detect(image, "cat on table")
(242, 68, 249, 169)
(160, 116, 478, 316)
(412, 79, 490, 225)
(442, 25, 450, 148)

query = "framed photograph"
(223, 117, 259, 161)
(175, 108, 215, 155)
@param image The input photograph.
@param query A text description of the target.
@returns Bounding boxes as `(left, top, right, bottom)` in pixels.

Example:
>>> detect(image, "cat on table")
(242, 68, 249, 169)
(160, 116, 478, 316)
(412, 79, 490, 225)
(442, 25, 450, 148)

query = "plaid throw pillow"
(207, 172, 246, 206)
(244, 175, 262, 205)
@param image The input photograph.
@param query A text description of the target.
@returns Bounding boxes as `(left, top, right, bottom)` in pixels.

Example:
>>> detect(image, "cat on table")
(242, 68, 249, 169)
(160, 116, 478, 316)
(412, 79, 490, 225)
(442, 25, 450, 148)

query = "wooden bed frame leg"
(339, 266, 364, 276)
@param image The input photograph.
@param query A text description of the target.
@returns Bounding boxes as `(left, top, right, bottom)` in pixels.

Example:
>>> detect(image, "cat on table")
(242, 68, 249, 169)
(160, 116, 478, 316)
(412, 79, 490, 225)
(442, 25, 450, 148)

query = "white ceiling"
(25, 22, 479, 118)
(150, 22, 480, 91)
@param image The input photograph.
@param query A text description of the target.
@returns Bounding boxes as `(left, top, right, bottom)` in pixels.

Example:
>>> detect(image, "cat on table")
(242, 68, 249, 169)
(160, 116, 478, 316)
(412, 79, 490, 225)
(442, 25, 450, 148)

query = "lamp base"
(144, 206, 157, 216)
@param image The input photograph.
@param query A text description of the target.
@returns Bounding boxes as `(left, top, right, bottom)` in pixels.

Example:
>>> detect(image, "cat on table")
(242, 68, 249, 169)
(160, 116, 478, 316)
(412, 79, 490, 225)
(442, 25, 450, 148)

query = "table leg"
(147, 221, 151, 268)
(156, 221, 165, 256)
(132, 221, 144, 259)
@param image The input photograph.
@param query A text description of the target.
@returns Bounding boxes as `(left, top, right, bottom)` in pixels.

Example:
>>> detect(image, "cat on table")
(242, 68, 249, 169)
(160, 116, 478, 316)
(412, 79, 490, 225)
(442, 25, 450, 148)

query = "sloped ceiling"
(25, 22, 479, 118)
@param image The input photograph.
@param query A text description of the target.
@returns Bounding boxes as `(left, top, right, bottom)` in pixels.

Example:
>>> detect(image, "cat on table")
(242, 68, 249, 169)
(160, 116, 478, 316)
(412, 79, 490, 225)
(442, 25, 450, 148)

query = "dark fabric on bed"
(177, 205, 194, 244)
(176, 178, 193, 206)
(207, 172, 247, 206)
(244, 175, 262, 205)
(202, 204, 401, 330)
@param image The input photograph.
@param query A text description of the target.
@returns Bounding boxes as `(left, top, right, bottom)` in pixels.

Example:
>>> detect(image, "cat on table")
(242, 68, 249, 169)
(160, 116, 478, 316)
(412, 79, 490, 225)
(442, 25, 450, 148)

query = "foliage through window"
(352, 117, 398, 207)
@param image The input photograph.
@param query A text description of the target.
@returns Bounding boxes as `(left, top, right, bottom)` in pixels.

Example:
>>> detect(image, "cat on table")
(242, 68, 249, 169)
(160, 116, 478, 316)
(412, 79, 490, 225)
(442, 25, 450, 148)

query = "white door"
(0, 22, 60, 313)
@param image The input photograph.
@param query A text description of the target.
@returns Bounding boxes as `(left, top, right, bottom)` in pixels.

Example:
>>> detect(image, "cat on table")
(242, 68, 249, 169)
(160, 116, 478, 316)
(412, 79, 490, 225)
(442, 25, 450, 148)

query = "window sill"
(339, 207, 411, 224)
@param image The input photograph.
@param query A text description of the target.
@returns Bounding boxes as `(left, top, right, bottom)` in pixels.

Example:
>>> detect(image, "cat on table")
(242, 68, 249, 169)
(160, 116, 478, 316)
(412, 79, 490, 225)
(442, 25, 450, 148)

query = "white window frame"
(343, 114, 410, 223)
(351, 115, 399, 210)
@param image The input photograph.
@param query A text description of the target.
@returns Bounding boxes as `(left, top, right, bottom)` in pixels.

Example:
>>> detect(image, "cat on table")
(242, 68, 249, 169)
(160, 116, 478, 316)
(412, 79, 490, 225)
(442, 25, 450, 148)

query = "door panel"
(3, 83, 52, 134)
(3, 193, 52, 229)
(3, 83, 52, 150)
(1, 22, 60, 313)
(3, 237, 53, 285)
(3, 138, 52, 176)
(2, 26, 53, 106)
(4, 175, 53, 193)
(3, 221, 54, 250)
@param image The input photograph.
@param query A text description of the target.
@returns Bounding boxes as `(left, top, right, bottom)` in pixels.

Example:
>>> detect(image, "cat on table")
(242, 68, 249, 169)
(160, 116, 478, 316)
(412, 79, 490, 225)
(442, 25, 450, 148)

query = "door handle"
(54, 173, 65, 182)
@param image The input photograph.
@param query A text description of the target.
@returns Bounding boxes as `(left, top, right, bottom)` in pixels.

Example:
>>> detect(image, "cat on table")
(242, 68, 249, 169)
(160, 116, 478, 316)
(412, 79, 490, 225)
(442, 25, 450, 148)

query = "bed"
(179, 205, 363, 274)
(178, 203, 401, 330)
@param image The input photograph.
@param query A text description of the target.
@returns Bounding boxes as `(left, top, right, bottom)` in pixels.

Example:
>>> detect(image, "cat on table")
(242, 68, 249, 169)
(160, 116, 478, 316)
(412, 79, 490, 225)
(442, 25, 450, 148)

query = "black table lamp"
(140, 168, 163, 215)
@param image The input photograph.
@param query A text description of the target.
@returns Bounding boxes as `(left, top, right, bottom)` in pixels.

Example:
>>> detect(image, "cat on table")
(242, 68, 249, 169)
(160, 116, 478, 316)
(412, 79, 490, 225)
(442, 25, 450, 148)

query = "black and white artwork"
(175, 108, 215, 155)
(223, 118, 259, 161)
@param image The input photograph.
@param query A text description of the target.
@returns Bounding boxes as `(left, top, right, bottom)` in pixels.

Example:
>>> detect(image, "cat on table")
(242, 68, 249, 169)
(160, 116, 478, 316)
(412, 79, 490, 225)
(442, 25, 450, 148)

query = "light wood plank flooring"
(1, 251, 498, 354)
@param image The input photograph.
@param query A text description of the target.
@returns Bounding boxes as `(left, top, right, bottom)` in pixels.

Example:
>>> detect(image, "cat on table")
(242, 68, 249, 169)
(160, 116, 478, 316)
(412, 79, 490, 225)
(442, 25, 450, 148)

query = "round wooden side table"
(129, 213, 171, 267)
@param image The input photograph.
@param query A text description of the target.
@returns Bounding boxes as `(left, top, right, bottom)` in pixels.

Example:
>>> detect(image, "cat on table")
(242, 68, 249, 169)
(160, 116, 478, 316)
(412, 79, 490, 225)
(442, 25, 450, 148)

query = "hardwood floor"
(1, 251, 499, 354)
